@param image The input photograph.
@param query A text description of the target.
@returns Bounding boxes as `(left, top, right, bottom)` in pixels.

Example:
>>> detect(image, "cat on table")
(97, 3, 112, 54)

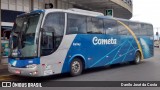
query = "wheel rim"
(72, 61, 81, 73)
(136, 54, 140, 63)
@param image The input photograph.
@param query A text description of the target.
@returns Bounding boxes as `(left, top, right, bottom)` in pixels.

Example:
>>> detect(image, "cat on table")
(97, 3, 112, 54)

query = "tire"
(70, 58, 83, 76)
(133, 52, 141, 64)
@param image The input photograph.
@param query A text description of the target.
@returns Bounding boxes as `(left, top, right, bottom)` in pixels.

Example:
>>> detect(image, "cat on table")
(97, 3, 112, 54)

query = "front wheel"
(133, 52, 141, 64)
(70, 58, 83, 76)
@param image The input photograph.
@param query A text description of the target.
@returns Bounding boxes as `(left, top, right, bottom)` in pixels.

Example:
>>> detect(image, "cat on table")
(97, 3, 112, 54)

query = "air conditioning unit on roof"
(68, 8, 104, 16)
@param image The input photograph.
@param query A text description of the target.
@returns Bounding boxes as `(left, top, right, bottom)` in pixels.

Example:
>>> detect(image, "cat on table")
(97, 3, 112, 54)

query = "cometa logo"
(92, 37, 117, 45)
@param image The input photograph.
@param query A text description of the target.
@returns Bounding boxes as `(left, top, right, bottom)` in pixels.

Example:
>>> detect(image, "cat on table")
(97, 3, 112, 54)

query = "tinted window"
(43, 13, 65, 36)
(140, 24, 148, 35)
(87, 17, 104, 34)
(129, 22, 140, 35)
(66, 14, 87, 34)
(118, 21, 129, 35)
(146, 24, 153, 36)
(104, 19, 118, 35)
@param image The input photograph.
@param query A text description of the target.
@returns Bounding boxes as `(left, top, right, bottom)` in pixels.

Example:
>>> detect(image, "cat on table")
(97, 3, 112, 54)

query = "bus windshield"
(10, 13, 41, 58)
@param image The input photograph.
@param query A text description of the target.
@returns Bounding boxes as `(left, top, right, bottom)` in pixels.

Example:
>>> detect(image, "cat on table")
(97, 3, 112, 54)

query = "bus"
(8, 9, 154, 77)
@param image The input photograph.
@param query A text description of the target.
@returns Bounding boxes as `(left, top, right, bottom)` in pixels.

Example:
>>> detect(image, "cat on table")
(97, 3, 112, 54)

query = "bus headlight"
(26, 64, 37, 68)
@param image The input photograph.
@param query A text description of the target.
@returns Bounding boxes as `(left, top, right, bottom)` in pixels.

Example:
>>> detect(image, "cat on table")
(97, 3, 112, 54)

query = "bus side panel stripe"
(90, 40, 128, 68)
(115, 19, 144, 60)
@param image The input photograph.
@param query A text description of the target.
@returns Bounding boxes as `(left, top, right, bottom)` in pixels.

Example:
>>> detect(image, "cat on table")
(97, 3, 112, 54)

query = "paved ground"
(0, 57, 8, 75)
(0, 48, 160, 90)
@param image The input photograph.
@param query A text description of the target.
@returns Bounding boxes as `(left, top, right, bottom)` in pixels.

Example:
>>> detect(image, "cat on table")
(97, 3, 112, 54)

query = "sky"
(131, 0, 160, 34)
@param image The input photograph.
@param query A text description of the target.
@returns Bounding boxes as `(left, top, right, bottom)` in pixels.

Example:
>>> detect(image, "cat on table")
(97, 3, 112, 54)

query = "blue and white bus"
(8, 9, 154, 77)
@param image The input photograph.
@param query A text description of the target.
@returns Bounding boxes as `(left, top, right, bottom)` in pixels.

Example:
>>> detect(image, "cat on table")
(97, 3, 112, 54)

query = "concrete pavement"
(0, 57, 8, 75)
(1, 56, 8, 64)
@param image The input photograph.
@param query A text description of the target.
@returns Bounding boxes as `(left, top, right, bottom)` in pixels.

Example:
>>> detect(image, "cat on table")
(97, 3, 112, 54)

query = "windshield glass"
(10, 13, 41, 58)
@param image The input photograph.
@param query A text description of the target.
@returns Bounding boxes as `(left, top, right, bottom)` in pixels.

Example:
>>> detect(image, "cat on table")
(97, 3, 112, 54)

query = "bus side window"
(139, 24, 148, 36)
(66, 14, 87, 34)
(41, 31, 54, 56)
(141, 24, 153, 36)
(41, 12, 65, 56)
(146, 24, 153, 36)
(129, 22, 140, 36)
(104, 19, 118, 35)
(87, 17, 92, 33)
(87, 17, 103, 34)
(117, 21, 130, 35)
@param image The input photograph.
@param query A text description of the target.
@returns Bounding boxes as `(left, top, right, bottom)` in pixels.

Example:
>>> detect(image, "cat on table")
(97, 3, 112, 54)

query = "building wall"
(1, 0, 132, 23)
(111, 0, 132, 13)
(1, 0, 30, 12)
(1, 0, 74, 25)
(1, 0, 74, 12)
(1, 0, 132, 14)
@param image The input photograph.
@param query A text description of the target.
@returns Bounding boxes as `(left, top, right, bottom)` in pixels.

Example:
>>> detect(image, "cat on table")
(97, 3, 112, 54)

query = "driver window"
(41, 32, 54, 55)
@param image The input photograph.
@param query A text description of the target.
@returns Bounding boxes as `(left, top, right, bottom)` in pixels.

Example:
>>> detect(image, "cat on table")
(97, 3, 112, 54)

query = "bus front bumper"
(8, 64, 41, 77)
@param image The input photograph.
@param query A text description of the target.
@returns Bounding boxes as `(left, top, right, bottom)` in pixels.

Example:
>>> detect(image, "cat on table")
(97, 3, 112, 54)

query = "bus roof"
(43, 8, 104, 17)
(17, 8, 152, 26)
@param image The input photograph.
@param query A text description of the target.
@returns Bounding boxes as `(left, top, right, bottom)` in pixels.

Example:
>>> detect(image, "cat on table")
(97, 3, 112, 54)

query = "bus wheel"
(133, 52, 141, 64)
(70, 58, 83, 76)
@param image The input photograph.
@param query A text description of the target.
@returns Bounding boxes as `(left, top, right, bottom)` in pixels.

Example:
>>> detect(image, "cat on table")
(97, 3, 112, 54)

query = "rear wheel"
(133, 52, 141, 64)
(70, 58, 83, 76)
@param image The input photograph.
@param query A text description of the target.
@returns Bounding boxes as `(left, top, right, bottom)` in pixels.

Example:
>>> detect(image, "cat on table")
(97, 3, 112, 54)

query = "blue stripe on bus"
(8, 58, 40, 68)
(61, 34, 153, 73)
(105, 47, 135, 65)
(121, 40, 133, 62)
(90, 40, 128, 68)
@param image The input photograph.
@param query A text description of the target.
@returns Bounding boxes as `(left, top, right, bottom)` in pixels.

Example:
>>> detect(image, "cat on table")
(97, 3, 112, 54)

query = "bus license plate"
(44, 70, 52, 75)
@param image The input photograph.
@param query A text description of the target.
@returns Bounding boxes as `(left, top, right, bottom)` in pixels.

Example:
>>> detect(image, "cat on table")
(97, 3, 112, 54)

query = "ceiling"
(64, 0, 132, 19)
